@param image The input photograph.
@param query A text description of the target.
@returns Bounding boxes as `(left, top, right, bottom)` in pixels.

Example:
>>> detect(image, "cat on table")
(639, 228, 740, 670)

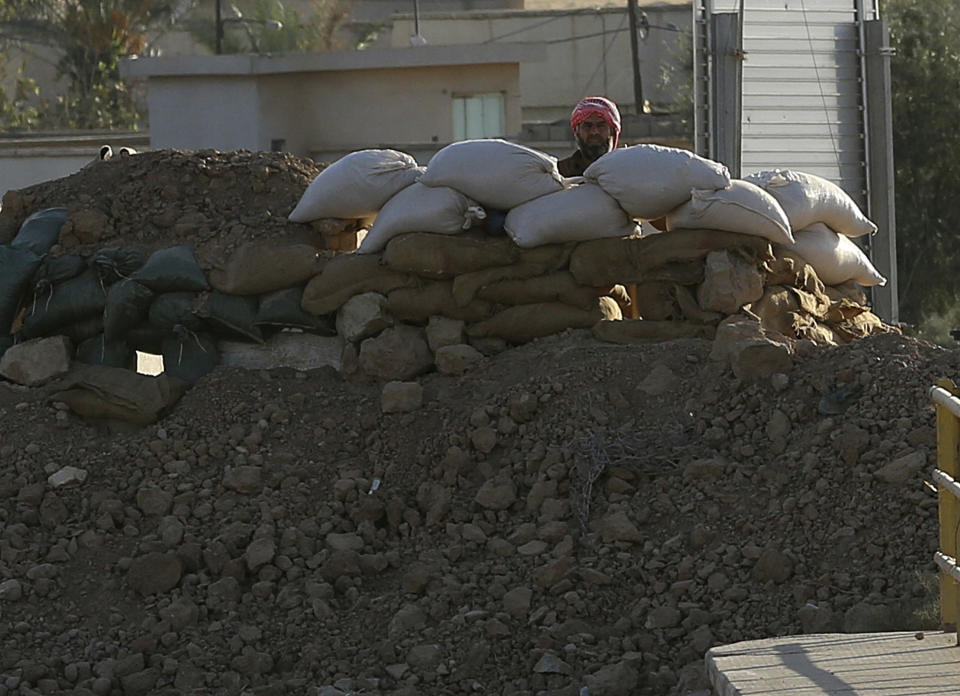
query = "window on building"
(452, 92, 505, 141)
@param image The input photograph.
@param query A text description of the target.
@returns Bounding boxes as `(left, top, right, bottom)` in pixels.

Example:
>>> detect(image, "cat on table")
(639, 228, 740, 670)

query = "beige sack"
(419, 139, 565, 210)
(504, 182, 639, 248)
(584, 144, 730, 219)
(475, 271, 608, 311)
(289, 149, 423, 222)
(301, 253, 417, 315)
(788, 223, 886, 286)
(358, 183, 486, 254)
(383, 231, 519, 279)
(744, 169, 877, 237)
(666, 179, 794, 244)
(209, 242, 324, 295)
(466, 297, 621, 344)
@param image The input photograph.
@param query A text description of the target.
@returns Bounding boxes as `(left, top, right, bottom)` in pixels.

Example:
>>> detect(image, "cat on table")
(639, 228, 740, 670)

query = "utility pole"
(215, 0, 223, 54)
(627, 0, 644, 113)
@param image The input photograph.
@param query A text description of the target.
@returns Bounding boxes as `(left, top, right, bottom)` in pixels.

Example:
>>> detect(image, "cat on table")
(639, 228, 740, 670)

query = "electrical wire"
(481, 14, 566, 43)
(799, 0, 842, 172)
(580, 11, 628, 96)
(543, 22, 687, 45)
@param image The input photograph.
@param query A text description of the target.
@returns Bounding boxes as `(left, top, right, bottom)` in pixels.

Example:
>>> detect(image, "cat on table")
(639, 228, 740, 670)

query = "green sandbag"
(20, 268, 106, 339)
(148, 292, 204, 333)
(11, 208, 67, 256)
(255, 287, 335, 335)
(126, 322, 167, 354)
(195, 291, 263, 343)
(162, 326, 218, 384)
(0, 245, 42, 334)
(76, 334, 133, 369)
(91, 247, 147, 284)
(33, 255, 86, 292)
(132, 245, 209, 293)
(103, 280, 155, 343)
(59, 315, 105, 344)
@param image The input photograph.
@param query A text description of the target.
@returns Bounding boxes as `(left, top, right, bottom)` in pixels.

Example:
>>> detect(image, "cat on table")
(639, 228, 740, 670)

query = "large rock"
(381, 381, 423, 413)
(219, 333, 344, 372)
(697, 249, 764, 314)
(435, 344, 484, 375)
(336, 292, 392, 343)
(711, 316, 792, 380)
(426, 316, 465, 351)
(874, 450, 927, 484)
(358, 325, 433, 381)
(0, 336, 72, 386)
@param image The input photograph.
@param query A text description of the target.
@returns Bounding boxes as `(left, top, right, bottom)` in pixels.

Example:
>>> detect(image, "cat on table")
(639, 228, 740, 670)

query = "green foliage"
(188, 0, 349, 54)
(886, 0, 960, 323)
(0, 56, 42, 129)
(0, 0, 179, 130)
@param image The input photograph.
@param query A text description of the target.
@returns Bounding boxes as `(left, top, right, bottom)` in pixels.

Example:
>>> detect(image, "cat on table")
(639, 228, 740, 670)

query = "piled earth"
(0, 150, 953, 696)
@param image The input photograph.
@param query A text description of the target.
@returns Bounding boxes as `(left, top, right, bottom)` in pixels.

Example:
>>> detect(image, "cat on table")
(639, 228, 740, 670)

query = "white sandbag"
(743, 169, 877, 238)
(504, 182, 640, 249)
(357, 183, 487, 254)
(583, 144, 730, 219)
(419, 139, 565, 210)
(288, 149, 423, 222)
(665, 179, 794, 244)
(788, 223, 886, 286)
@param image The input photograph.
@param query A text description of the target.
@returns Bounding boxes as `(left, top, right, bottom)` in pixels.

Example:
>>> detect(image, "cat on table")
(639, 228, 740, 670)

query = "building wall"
(121, 46, 536, 158)
(389, 4, 690, 121)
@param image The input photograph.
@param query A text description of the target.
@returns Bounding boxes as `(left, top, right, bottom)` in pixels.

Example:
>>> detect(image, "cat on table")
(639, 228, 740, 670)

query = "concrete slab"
(706, 631, 960, 696)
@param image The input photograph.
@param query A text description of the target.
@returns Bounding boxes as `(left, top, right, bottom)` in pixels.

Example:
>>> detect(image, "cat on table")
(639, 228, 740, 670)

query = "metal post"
(710, 12, 741, 176)
(863, 18, 898, 324)
(215, 0, 223, 54)
(936, 379, 960, 633)
(627, 0, 644, 114)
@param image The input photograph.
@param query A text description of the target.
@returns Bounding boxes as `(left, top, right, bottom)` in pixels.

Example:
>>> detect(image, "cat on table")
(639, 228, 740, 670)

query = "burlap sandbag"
(569, 229, 772, 286)
(476, 271, 610, 311)
(50, 364, 187, 424)
(592, 318, 716, 343)
(824, 281, 868, 306)
(386, 282, 494, 323)
(209, 242, 325, 295)
(747, 285, 802, 337)
(451, 243, 576, 306)
(632, 281, 677, 321)
(673, 284, 721, 323)
(383, 231, 519, 279)
(831, 310, 895, 342)
(466, 297, 621, 344)
(301, 253, 417, 315)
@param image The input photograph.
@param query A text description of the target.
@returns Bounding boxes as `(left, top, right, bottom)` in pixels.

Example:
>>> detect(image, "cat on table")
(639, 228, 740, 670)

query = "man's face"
(575, 116, 613, 162)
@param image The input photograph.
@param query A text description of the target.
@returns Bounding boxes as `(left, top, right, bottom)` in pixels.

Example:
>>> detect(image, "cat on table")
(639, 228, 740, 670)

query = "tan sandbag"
(383, 231, 519, 279)
(569, 229, 772, 286)
(467, 297, 621, 344)
(450, 242, 584, 306)
(748, 286, 801, 337)
(386, 282, 494, 323)
(824, 281, 868, 305)
(831, 310, 897, 342)
(301, 253, 417, 315)
(476, 271, 606, 311)
(800, 320, 841, 346)
(592, 318, 716, 343)
(209, 242, 324, 295)
(632, 281, 676, 321)
(50, 364, 187, 424)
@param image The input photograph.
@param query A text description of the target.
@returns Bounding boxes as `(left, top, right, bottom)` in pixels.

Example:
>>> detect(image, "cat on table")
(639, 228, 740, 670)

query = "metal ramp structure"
(691, 0, 897, 323)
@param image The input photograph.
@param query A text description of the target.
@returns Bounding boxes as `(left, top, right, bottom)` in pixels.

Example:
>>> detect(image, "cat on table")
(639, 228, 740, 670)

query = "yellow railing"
(931, 379, 960, 635)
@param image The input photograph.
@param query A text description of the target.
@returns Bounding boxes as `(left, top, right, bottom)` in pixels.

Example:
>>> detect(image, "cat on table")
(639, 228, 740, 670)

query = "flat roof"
(121, 43, 545, 78)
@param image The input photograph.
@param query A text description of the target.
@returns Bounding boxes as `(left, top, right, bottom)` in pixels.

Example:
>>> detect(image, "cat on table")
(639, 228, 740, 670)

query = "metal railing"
(930, 379, 960, 636)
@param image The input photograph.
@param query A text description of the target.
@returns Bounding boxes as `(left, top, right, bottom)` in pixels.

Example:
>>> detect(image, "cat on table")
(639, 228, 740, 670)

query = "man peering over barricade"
(557, 96, 622, 177)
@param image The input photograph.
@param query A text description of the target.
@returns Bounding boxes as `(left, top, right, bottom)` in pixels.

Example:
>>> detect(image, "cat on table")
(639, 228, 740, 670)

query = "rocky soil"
(0, 150, 955, 696)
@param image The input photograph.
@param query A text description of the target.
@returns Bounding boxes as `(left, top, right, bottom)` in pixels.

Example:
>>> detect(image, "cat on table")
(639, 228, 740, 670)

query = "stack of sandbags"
(0, 215, 336, 386)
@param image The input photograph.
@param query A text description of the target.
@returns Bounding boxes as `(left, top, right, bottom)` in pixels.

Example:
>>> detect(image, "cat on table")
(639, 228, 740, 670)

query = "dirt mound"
(0, 149, 325, 268)
(0, 150, 952, 696)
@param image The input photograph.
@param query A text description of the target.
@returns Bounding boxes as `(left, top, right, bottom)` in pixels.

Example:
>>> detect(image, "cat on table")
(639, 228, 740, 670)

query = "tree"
(885, 0, 960, 324)
(186, 0, 349, 55)
(0, 0, 182, 129)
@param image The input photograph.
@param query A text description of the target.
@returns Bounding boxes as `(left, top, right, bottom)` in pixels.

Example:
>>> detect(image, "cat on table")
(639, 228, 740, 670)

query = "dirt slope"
(0, 150, 953, 696)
